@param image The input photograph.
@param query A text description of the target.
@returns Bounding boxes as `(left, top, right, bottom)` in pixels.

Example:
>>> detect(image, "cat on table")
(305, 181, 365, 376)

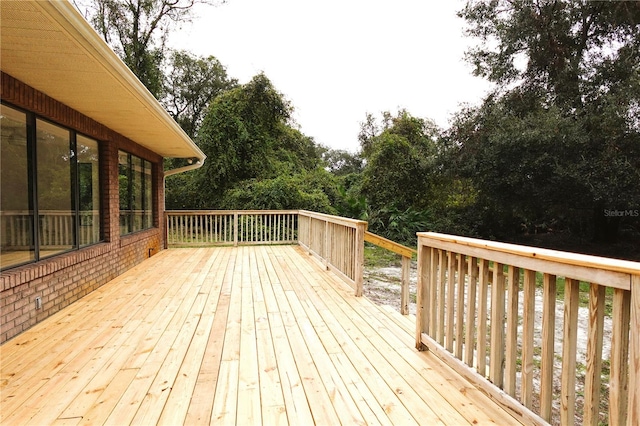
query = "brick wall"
(0, 73, 166, 343)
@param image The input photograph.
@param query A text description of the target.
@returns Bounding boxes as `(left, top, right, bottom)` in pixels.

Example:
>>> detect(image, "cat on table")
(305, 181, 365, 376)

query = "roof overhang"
(0, 0, 205, 164)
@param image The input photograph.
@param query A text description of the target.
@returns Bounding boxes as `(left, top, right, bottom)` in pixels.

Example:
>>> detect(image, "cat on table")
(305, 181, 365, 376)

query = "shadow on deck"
(0, 246, 520, 425)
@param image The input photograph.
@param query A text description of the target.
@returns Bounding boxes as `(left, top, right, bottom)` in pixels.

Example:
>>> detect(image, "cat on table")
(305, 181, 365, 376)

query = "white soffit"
(0, 0, 205, 162)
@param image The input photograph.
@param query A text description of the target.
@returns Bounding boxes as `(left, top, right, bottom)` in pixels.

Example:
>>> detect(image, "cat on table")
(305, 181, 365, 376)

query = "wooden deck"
(0, 246, 521, 425)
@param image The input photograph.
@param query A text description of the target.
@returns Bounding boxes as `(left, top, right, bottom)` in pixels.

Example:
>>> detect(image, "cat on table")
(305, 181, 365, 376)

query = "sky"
(168, 0, 494, 152)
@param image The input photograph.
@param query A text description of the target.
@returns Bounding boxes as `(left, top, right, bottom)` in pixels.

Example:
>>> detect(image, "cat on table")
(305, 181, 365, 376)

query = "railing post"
(415, 240, 430, 350)
(233, 212, 238, 247)
(628, 274, 640, 426)
(353, 221, 365, 297)
(307, 216, 312, 255)
(324, 219, 330, 270)
(400, 255, 410, 315)
(164, 212, 168, 249)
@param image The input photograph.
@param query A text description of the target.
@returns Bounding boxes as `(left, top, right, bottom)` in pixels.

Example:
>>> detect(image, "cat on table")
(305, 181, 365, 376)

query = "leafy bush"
(221, 172, 336, 214)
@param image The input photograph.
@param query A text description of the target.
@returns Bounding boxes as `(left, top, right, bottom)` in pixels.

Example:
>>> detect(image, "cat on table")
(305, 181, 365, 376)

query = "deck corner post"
(163, 211, 169, 249)
(354, 221, 365, 297)
(628, 274, 640, 426)
(233, 211, 239, 247)
(415, 236, 430, 350)
(401, 255, 410, 315)
(324, 219, 330, 270)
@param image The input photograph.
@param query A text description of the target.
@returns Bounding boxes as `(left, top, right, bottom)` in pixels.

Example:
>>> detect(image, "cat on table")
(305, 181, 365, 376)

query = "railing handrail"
(365, 231, 416, 257)
(420, 232, 640, 276)
(418, 232, 639, 290)
(298, 210, 368, 229)
(2, 210, 101, 215)
(166, 209, 299, 215)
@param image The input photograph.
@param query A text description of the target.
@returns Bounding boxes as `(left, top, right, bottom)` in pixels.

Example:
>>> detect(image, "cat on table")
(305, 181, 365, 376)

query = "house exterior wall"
(0, 73, 165, 343)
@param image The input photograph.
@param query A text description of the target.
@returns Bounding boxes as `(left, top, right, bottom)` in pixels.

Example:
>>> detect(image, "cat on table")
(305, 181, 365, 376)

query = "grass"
(364, 243, 403, 268)
(532, 272, 614, 317)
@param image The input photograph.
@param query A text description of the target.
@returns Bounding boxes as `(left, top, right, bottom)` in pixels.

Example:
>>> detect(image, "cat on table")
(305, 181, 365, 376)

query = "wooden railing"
(165, 210, 298, 246)
(1, 210, 100, 249)
(364, 231, 416, 315)
(165, 210, 367, 295)
(297, 210, 367, 296)
(415, 232, 640, 426)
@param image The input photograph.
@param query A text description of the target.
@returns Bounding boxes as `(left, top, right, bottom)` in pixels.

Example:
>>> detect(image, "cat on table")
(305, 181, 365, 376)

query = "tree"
(194, 73, 290, 205)
(192, 73, 335, 209)
(163, 50, 237, 139)
(359, 110, 440, 243)
(79, 0, 219, 97)
(221, 170, 337, 213)
(455, 0, 640, 242)
(321, 148, 364, 177)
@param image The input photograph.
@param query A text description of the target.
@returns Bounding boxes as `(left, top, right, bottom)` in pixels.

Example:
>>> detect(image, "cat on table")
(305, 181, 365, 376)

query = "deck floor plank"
(0, 249, 200, 424)
(1, 245, 521, 425)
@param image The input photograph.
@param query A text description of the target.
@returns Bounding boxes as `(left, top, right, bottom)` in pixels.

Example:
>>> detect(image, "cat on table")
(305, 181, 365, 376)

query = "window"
(77, 135, 101, 246)
(36, 119, 74, 258)
(1, 105, 34, 268)
(0, 103, 102, 270)
(119, 151, 154, 235)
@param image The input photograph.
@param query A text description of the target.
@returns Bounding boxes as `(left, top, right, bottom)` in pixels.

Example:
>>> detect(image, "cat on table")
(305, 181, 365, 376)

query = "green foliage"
(321, 148, 364, 176)
(181, 73, 342, 210)
(163, 50, 237, 139)
(194, 73, 292, 206)
(360, 110, 438, 216)
(87, 0, 219, 98)
(452, 0, 640, 243)
(334, 184, 368, 221)
(221, 171, 336, 213)
(369, 205, 431, 246)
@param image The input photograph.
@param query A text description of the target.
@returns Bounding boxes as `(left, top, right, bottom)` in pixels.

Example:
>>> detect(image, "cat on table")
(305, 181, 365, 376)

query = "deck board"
(1, 246, 521, 425)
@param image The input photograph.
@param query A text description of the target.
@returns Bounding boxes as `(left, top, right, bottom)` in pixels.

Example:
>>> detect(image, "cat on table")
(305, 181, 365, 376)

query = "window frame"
(118, 150, 155, 235)
(0, 101, 103, 271)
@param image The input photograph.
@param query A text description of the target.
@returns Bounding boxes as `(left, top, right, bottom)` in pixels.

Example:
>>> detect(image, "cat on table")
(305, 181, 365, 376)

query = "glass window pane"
(131, 156, 143, 232)
(1, 104, 35, 269)
(37, 119, 74, 257)
(119, 151, 131, 234)
(144, 160, 153, 229)
(77, 135, 100, 246)
(119, 151, 155, 235)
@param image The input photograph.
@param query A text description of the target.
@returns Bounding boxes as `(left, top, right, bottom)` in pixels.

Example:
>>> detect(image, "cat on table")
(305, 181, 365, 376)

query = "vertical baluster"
(521, 269, 536, 408)
(540, 273, 557, 421)
(477, 259, 489, 375)
(454, 254, 465, 359)
(489, 262, 506, 387)
(169, 215, 174, 244)
(504, 266, 520, 397)
(584, 282, 606, 426)
(628, 274, 640, 426)
(429, 250, 439, 337)
(609, 288, 630, 426)
(446, 251, 456, 352)
(464, 257, 478, 366)
(560, 278, 580, 424)
(437, 250, 446, 345)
